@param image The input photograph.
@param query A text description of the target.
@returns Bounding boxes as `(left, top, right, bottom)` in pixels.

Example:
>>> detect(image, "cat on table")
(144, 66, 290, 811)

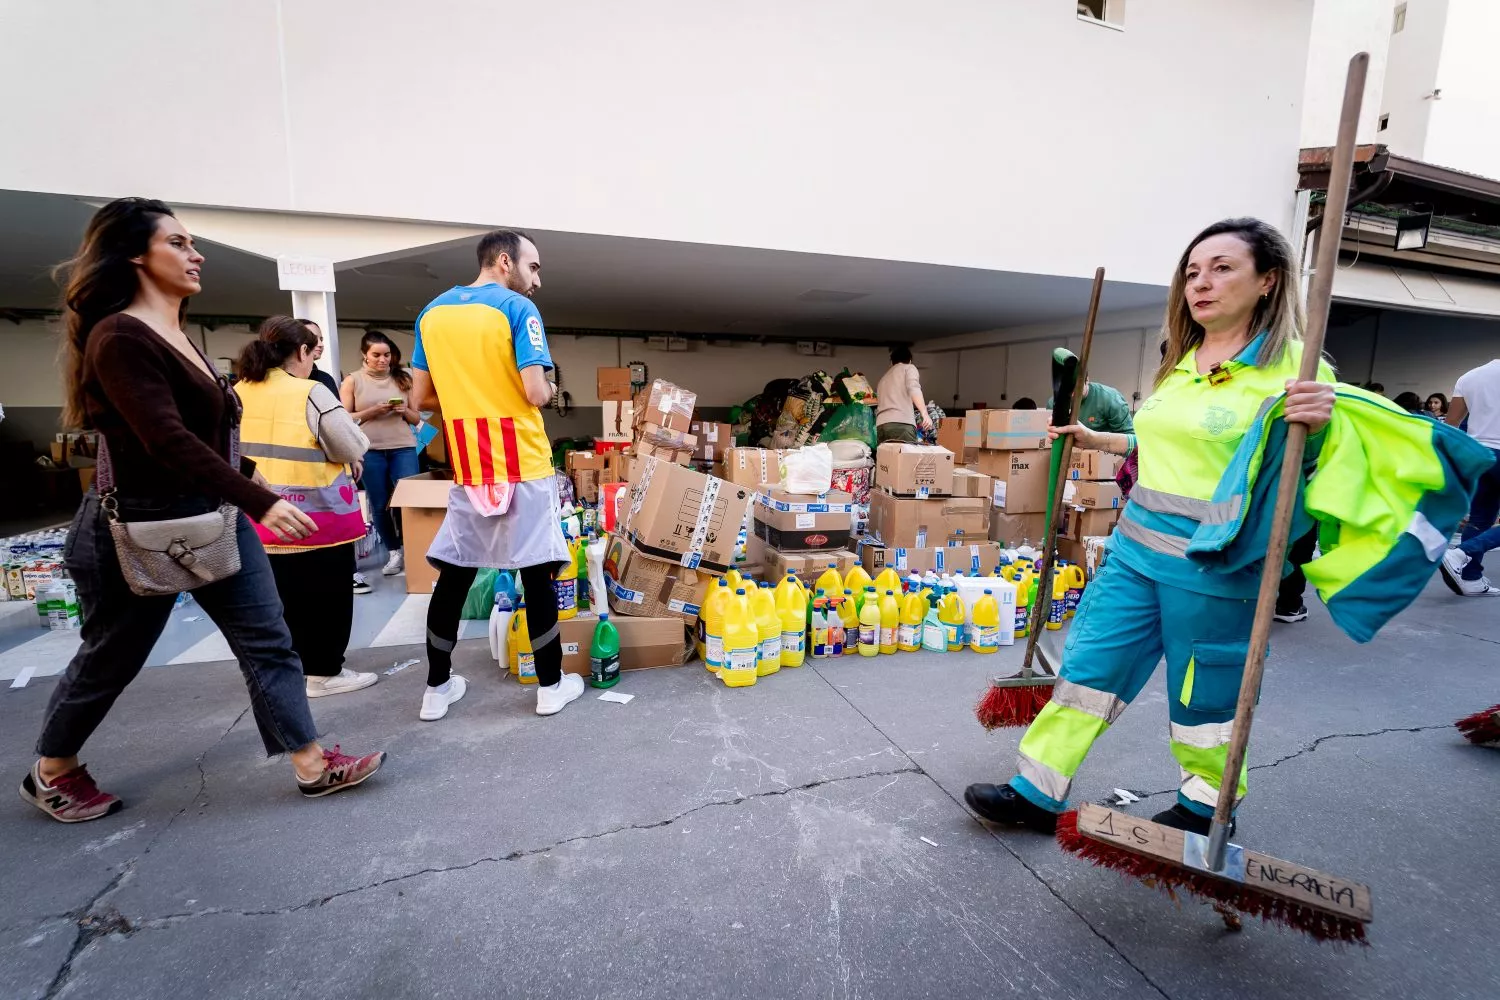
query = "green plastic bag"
(462, 568, 500, 620)
(818, 401, 877, 451)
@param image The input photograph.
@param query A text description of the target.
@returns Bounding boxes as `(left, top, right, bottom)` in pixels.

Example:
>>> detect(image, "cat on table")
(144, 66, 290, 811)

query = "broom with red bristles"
(1455, 704, 1500, 746)
(1054, 53, 1376, 945)
(974, 266, 1104, 730)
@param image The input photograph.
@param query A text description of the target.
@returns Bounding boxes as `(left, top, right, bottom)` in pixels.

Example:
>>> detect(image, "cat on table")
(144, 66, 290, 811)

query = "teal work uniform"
(1046, 382, 1134, 434)
(1012, 333, 1334, 819)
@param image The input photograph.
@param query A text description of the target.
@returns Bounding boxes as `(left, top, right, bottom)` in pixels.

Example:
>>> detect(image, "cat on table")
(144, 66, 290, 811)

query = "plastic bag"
(825, 439, 872, 469)
(462, 568, 499, 620)
(818, 402, 877, 451)
(783, 443, 834, 495)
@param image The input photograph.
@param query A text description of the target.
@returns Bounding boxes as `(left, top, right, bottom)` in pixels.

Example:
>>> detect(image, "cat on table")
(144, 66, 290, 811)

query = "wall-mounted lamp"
(1394, 211, 1432, 251)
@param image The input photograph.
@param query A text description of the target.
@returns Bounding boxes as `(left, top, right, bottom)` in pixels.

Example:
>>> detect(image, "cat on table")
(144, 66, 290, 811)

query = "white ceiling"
(0, 190, 1168, 341)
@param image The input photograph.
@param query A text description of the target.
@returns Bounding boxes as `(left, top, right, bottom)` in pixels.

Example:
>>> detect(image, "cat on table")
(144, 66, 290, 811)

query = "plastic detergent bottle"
(586, 533, 608, 614)
(779, 592, 806, 667)
(752, 582, 782, 677)
(857, 590, 881, 657)
(815, 563, 845, 603)
(897, 589, 925, 652)
(1045, 572, 1068, 631)
(923, 570, 939, 593)
(810, 598, 829, 658)
(1062, 564, 1087, 619)
(905, 572, 921, 595)
(488, 571, 516, 667)
(938, 590, 966, 652)
(511, 600, 536, 684)
(590, 613, 621, 688)
(921, 594, 947, 652)
(970, 590, 1001, 653)
(874, 566, 902, 597)
(574, 535, 591, 613)
(725, 567, 744, 592)
(776, 571, 804, 617)
(701, 578, 733, 671)
(720, 589, 760, 687)
(555, 547, 579, 621)
(877, 589, 900, 654)
(843, 565, 872, 608)
(832, 591, 855, 653)
(1013, 572, 1032, 639)
(828, 598, 847, 655)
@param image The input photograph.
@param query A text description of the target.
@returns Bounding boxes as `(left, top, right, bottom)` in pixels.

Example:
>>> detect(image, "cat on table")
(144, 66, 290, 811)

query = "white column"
(291, 290, 341, 380)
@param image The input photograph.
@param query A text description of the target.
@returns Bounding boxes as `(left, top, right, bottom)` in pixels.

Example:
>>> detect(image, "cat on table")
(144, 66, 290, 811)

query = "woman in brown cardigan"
(21, 198, 387, 824)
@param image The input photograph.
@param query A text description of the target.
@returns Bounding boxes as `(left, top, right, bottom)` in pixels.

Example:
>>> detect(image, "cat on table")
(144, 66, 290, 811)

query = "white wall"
(0, 0, 1314, 287)
(1300, 0, 1393, 148)
(1377, 0, 1448, 159)
(1422, 0, 1500, 177)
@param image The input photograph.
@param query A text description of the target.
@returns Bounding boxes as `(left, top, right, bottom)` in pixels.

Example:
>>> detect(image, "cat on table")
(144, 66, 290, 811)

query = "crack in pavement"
(92, 765, 925, 933)
(1116, 722, 1455, 804)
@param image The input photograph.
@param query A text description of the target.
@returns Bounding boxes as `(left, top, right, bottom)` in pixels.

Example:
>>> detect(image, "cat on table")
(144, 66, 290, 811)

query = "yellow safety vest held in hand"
(236, 369, 366, 553)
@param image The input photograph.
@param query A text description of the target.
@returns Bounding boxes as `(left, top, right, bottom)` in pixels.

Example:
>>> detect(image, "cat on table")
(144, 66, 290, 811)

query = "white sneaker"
(305, 668, 378, 698)
(382, 550, 405, 576)
(352, 573, 372, 595)
(1441, 548, 1498, 596)
(419, 675, 467, 721)
(536, 673, 585, 716)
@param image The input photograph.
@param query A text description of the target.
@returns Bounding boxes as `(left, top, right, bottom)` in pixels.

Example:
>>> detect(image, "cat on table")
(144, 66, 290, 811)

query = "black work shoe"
(964, 782, 1058, 834)
(1152, 803, 1235, 839)
(1273, 603, 1307, 623)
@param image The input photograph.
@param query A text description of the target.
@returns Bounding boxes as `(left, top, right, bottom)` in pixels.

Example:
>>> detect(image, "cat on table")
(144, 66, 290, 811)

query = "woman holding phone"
(341, 331, 420, 589)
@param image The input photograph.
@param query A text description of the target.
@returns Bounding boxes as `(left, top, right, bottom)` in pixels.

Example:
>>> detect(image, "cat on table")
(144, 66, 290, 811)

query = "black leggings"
(425, 559, 562, 687)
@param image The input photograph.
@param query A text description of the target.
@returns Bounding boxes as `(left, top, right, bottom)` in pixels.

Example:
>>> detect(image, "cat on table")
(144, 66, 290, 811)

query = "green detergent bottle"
(590, 613, 621, 688)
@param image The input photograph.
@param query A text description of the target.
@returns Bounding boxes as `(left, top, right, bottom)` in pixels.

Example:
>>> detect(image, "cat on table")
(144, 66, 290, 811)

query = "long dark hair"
(56, 198, 177, 429)
(361, 330, 412, 391)
(237, 316, 318, 382)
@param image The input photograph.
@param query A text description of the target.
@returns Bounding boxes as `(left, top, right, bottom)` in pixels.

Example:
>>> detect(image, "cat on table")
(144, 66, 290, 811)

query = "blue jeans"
(361, 446, 420, 553)
(1458, 448, 1500, 581)
(36, 493, 320, 758)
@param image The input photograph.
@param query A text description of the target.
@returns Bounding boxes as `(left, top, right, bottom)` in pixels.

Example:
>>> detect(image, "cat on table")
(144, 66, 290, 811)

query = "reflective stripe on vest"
(1129, 484, 1241, 525)
(236, 370, 366, 551)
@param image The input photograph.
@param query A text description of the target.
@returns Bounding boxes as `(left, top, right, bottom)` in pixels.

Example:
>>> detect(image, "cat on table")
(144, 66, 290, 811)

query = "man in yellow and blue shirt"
(409, 230, 584, 722)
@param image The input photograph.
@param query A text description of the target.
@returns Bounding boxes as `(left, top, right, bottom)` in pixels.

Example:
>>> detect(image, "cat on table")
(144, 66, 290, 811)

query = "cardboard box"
(1067, 449, 1125, 482)
(858, 540, 1003, 576)
(975, 449, 1050, 513)
(988, 511, 1049, 546)
(388, 472, 456, 594)
(868, 490, 989, 547)
(622, 459, 755, 573)
(718, 447, 785, 488)
(558, 611, 693, 675)
(963, 410, 992, 450)
(875, 443, 954, 497)
(936, 417, 970, 464)
(1068, 479, 1123, 510)
(602, 533, 710, 623)
(745, 535, 857, 585)
(982, 409, 1050, 451)
(1055, 536, 1110, 580)
(566, 450, 622, 503)
(596, 367, 634, 402)
(600, 400, 634, 442)
(689, 421, 734, 463)
(753, 490, 854, 551)
(634, 436, 695, 466)
(632, 379, 696, 435)
(951, 468, 992, 499)
(1060, 505, 1121, 541)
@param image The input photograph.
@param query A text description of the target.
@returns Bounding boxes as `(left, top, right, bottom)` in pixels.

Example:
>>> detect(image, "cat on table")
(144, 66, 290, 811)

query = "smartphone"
(388, 397, 404, 406)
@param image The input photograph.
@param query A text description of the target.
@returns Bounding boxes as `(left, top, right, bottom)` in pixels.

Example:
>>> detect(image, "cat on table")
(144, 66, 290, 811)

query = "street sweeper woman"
(964, 217, 1336, 837)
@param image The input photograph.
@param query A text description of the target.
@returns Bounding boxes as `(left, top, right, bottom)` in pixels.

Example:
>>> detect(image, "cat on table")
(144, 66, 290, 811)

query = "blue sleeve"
(505, 296, 553, 371)
(411, 308, 429, 371)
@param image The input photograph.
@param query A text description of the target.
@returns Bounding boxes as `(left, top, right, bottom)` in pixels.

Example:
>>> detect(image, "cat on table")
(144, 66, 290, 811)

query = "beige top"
(875, 363, 922, 426)
(347, 370, 416, 450)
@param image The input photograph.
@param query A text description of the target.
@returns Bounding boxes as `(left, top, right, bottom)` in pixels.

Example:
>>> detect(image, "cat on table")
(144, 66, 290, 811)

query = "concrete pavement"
(2, 578, 1497, 1000)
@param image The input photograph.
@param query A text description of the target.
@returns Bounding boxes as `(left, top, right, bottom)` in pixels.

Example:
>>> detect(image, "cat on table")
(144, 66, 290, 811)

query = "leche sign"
(276, 255, 336, 293)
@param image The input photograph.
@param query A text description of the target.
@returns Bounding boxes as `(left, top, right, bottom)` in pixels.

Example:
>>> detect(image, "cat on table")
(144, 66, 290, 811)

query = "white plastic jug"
(952, 574, 1018, 647)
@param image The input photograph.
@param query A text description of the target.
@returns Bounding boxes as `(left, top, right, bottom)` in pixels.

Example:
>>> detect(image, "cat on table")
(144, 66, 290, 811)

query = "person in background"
(1426, 393, 1449, 419)
(24, 198, 385, 823)
(1013, 397, 1038, 410)
(411, 229, 582, 722)
(1393, 391, 1424, 414)
(298, 319, 340, 396)
(341, 331, 420, 590)
(875, 346, 932, 445)
(236, 317, 378, 698)
(1046, 379, 1134, 435)
(1365, 382, 1386, 396)
(1441, 358, 1500, 596)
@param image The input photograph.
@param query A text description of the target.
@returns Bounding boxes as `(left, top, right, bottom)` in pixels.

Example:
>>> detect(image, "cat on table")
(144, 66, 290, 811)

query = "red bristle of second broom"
(975, 683, 1052, 730)
(1054, 811, 1369, 945)
(1454, 703, 1500, 745)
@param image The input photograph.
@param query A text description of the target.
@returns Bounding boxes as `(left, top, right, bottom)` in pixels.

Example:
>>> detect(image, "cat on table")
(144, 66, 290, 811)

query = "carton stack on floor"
(960, 409, 1053, 548)
(864, 442, 1002, 577)
(1057, 449, 1124, 577)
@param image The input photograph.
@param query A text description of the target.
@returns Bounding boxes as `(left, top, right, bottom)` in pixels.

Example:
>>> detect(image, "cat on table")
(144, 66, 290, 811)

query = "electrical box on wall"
(796, 341, 833, 357)
(646, 336, 689, 352)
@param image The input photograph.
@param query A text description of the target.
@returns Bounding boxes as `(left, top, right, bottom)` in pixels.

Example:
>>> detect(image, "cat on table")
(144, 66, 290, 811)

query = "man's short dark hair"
(890, 345, 913, 365)
(477, 229, 534, 270)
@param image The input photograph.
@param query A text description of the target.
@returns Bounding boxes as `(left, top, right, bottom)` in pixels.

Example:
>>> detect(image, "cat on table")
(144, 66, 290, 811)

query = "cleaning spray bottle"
(589, 612, 620, 688)
(921, 593, 947, 652)
(827, 596, 846, 655)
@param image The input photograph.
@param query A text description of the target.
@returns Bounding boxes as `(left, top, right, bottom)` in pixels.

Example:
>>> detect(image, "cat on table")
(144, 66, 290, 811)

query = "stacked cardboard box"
(688, 419, 734, 465)
(715, 446, 786, 488)
(565, 450, 622, 504)
(874, 443, 954, 498)
(965, 410, 1051, 515)
(1059, 455, 1124, 540)
(749, 487, 858, 586)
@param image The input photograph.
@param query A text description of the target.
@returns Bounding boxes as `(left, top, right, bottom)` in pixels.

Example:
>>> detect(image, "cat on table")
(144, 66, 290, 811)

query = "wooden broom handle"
(1211, 53, 1368, 833)
(1021, 267, 1105, 675)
